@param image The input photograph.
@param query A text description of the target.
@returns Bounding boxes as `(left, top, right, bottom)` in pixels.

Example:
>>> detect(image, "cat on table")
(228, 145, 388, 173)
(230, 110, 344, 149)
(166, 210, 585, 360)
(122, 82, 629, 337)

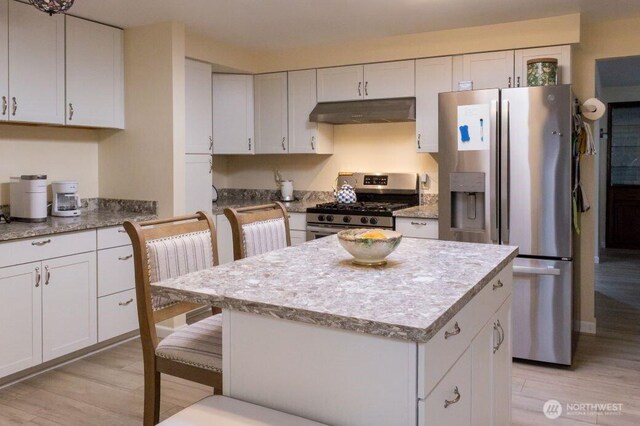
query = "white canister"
(280, 180, 294, 201)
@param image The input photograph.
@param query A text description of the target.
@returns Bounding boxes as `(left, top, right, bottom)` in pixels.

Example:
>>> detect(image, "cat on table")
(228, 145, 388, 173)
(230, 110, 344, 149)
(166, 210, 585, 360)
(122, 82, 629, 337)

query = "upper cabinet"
(212, 74, 254, 155)
(515, 45, 571, 87)
(453, 51, 515, 90)
(185, 59, 213, 154)
(8, 1, 65, 125)
(0, 0, 7, 123)
(254, 72, 288, 154)
(288, 69, 333, 154)
(317, 60, 415, 102)
(415, 57, 452, 153)
(66, 16, 124, 129)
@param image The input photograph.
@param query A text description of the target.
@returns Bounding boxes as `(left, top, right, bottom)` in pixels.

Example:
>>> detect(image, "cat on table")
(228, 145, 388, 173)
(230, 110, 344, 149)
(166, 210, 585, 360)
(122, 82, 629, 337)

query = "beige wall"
(0, 124, 99, 205)
(185, 31, 261, 73)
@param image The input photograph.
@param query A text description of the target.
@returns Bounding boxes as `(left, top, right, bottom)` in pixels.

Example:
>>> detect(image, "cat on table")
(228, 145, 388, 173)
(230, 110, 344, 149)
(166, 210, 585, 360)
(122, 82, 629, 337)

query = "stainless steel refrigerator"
(438, 84, 576, 365)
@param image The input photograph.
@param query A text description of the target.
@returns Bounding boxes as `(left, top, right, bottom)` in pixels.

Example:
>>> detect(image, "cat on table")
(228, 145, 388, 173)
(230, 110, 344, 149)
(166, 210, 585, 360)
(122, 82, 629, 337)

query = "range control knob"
(360, 217, 368, 224)
(343, 216, 351, 223)
(318, 215, 325, 221)
(326, 215, 334, 222)
(369, 217, 378, 225)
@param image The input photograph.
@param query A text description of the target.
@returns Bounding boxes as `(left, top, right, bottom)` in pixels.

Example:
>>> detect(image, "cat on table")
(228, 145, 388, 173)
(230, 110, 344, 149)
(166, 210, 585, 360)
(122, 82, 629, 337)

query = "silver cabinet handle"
(508, 76, 512, 88)
(493, 322, 500, 353)
(364, 81, 368, 96)
(357, 81, 362, 96)
(118, 254, 133, 261)
(411, 221, 428, 226)
(281, 137, 286, 151)
(493, 279, 503, 290)
(209, 136, 213, 152)
(493, 320, 505, 353)
(35, 267, 41, 288)
(32, 239, 51, 246)
(444, 386, 461, 408)
(516, 76, 521, 87)
(68, 103, 74, 121)
(1, 96, 6, 115)
(117, 228, 127, 233)
(209, 158, 213, 174)
(119, 298, 134, 306)
(417, 133, 421, 150)
(11, 97, 17, 115)
(311, 136, 315, 151)
(44, 265, 51, 285)
(513, 265, 561, 276)
(444, 322, 461, 339)
(552, 130, 563, 137)
(248, 138, 252, 151)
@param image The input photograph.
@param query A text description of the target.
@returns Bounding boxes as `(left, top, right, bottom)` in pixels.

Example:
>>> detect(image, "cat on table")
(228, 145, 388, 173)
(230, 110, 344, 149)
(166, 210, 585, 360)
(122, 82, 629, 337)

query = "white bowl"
(337, 229, 402, 266)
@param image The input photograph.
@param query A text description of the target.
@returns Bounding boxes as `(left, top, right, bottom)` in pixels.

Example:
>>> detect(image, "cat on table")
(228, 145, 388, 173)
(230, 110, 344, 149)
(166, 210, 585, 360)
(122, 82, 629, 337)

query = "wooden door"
(317, 65, 363, 102)
(212, 74, 254, 154)
(42, 252, 97, 362)
(66, 16, 124, 128)
(363, 60, 415, 99)
(0, 0, 7, 122)
(8, 1, 65, 124)
(185, 154, 213, 214)
(186, 59, 213, 154)
(0, 262, 42, 378)
(607, 102, 640, 249)
(254, 72, 288, 154)
(415, 56, 452, 153)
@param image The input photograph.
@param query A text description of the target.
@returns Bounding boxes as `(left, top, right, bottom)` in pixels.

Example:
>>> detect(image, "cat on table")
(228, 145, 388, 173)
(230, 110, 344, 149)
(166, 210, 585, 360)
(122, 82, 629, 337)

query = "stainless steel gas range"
(306, 172, 419, 240)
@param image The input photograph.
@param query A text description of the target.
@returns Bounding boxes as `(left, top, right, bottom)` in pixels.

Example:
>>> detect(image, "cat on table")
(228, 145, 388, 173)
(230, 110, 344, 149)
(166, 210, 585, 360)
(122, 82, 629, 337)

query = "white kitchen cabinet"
(396, 217, 439, 239)
(66, 16, 124, 129)
(185, 154, 213, 214)
(42, 252, 97, 362)
(212, 74, 254, 154)
(98, 289, 138, 342)
(0, 0, 7, 123)
(317, 65, 363, 102)
(453, 51, 515, 90)
(216, 214, 235, 264)
(186, 59, 213, 154)
(287, 69, 334, 154)
(0, 262, 42, 378)
(254, 72, 288, 154)
(288, 212, 307, 246)
(8, 1, 65, 124)
(515, 45, 571, 87)
(97, 245, 135, 297)
(97, 226, 131, 250)
(492, 297, 512, 426)
(363, 60, 415, 99)
(416, 57, 452, 152)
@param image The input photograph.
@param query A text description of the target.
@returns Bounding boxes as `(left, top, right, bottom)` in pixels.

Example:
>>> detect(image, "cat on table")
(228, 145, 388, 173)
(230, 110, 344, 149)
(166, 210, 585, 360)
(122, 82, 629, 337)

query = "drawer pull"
(118, 254, 133, 261)
(117, 229, 127, 233)
(119, 298, 134, 306)
(493, 279, 504, 290)
(444, 322, 461, 339)
(32, 239, 51, 246)
(444, 386, 461, 408)
(410, 221, 428, 226)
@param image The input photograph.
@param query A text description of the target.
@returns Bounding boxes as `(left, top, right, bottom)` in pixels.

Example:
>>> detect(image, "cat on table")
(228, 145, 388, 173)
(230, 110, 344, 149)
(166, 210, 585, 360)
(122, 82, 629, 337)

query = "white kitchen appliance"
(52, 181, 82, 217)
(9, 175, 48, 222)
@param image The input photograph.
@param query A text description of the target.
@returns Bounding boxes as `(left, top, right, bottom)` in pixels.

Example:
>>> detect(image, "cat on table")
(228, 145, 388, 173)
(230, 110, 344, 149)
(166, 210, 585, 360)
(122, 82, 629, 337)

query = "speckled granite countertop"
(212, 198, 318, 214)
(154, 236, 517, 343)
(394, 204, 439, 219)
(0, 209, 156, 242)
(212, 189, 334, 215)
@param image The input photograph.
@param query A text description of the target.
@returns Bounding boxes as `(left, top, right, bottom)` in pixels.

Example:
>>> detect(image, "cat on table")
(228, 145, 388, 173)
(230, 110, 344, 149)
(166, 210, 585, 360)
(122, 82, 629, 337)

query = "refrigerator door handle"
(500, 100, 510, 245)
(513, 265, 562, 276)
(490, 100, 499, 243)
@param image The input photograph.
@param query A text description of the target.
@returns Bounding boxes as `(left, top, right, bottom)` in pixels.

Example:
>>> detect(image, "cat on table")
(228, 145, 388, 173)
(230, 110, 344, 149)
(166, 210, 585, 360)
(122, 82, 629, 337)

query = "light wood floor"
(1, 252, 638, 425)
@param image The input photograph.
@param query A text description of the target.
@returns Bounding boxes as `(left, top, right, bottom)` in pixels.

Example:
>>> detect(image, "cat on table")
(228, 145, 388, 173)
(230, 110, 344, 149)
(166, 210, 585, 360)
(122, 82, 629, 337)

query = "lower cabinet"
(98, 289, 138, 342)
(396, 217, 438, 239)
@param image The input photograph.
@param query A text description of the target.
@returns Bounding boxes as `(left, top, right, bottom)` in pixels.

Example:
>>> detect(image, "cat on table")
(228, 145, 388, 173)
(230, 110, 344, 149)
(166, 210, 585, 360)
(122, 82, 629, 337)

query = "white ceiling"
(597, 56, 640, 87)
(68, 0, 640, 52)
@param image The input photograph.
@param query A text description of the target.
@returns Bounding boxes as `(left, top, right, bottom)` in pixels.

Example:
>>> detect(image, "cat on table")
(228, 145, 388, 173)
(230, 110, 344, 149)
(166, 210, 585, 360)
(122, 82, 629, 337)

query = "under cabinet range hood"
(309, 97, 416, 124)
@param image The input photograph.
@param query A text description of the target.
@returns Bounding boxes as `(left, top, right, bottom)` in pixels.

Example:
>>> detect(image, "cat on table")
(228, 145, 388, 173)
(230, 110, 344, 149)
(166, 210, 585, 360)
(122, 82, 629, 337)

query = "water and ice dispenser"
(450, 172, 485, 232)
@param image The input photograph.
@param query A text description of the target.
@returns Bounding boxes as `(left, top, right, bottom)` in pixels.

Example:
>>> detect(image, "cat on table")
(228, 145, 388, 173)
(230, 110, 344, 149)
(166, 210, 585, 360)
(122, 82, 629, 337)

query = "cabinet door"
(254, 72, 288, 154)
(455, 51, 514, 90)
(0, 0, 7, 123)
(470, 318, 495, 426)
(216, 214, 234, 264)
(186, 59, 213, 154)
(515, 45, 571, 87)
(42, 252, 97, 362)
(363, 60, 415, 99)
(8, 1, 65, 124)
(66, 16, 124, 128)
(288, 69, 317, 154)
(212, 74, 254, 154)
(493, 297, 512, 426)
(185, 154, 213, 214)
(0, 262, 42, 378)
(416, 57, 452, 152)
(98, 289, 138, 342)
(317, 65, 363, 102)
(97, 245, 135, 297)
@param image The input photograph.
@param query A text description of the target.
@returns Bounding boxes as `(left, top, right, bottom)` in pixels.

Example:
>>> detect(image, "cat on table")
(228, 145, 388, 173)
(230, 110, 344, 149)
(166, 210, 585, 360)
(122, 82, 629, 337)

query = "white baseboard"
(579, 320, 597, 334)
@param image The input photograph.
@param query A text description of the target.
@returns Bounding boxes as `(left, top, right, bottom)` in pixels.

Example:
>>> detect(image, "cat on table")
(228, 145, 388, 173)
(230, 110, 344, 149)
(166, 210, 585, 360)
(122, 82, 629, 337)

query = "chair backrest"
(124, 211, 219, 355)
(223, 202, 291, 260)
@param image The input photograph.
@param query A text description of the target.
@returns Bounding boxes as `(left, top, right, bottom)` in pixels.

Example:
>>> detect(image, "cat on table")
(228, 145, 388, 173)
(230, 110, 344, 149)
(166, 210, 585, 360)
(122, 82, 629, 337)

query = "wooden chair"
(124, 211, 223, 426)
(223, 202, 291, 260)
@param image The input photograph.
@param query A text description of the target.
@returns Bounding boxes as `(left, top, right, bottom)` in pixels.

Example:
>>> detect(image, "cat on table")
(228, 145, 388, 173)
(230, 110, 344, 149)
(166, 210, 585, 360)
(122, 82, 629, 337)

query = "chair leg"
(143, 368, 161, 426)
(213, 386, 223, 395)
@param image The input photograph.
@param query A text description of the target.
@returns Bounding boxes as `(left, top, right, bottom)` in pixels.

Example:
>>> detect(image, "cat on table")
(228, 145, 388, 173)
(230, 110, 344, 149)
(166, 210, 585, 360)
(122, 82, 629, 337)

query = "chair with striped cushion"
(223, 202, 291, 260)
(124, 211, 223, 426)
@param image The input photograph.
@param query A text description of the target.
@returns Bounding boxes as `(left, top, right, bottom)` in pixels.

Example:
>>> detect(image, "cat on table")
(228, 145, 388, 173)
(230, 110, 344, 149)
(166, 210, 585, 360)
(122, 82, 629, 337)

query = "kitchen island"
(155, 236, 518, 426)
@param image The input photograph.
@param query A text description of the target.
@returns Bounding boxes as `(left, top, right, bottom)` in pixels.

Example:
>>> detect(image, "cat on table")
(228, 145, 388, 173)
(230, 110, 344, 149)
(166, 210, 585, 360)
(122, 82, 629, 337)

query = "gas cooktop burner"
(314, 202, 410, 213)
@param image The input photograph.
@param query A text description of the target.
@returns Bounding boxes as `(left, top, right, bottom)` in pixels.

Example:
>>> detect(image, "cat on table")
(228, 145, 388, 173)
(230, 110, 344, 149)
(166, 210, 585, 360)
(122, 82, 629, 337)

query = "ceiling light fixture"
(29, 0, 75, 16)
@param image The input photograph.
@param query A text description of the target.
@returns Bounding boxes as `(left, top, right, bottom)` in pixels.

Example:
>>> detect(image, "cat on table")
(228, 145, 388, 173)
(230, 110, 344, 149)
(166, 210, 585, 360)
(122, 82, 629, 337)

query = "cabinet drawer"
(0, 231, 96, 269)
(395, 218, 438, 239)
(288, 212, 306, 231)
(419, 348, 471, 425)
(98, 289, 138, 342)
(474, 262, 513, 326)
(97, 226, 131, 249)
(98, 245, 135, 297)
(290, 230, 306, 246)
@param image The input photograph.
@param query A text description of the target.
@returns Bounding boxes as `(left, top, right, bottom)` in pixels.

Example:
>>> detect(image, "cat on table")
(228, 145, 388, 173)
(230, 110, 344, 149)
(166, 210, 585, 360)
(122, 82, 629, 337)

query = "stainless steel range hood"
(309, 97, 416, 124)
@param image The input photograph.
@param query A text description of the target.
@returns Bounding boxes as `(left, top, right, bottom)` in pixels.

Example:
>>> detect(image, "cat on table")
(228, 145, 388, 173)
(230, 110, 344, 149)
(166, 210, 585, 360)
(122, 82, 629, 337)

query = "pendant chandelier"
(29, 0, 75, 16)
